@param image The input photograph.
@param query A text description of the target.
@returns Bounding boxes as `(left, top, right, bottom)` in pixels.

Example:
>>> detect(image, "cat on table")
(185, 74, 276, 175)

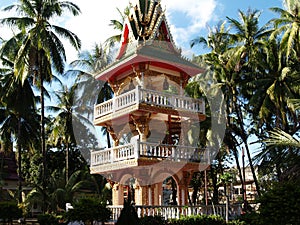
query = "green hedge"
(139, 214, 246, 225)
(168, 214, 226, 225)
(37, 214, 59, 225)
(139, 215, 167, 225)
(65, 197, 111, 224)
(0, 201, 23, 223)
(257, 182, 300, 225)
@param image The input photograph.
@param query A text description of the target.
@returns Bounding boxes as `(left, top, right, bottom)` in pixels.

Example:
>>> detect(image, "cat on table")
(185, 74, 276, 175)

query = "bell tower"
(90, 0, 207, 206)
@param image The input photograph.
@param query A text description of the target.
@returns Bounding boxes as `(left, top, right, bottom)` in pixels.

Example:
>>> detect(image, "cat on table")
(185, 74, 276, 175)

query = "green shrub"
(37, 214, 59, 225)
(227, 219, 247, 225)
(168, 214, 226, 225)
(0, 201, 22, 223)
(65, 197, 111, 224)
(116, 200, 139, 225)
(238, 212, 261, 225)
(256, 182, 300, 225)
(139, 215, 166, 225)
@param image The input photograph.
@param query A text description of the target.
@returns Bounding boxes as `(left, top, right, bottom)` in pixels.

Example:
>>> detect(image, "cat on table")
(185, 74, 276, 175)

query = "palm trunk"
(106, 128, 111, 148)
(227, 107, 245, 200)
(231, 138, 245, 200)
(233, 97, 261, 197)
(210, 167, 219, 204)
(40, 67, 47, 212)
(17, 116, 22, 203)
(66, 142, 69, 183)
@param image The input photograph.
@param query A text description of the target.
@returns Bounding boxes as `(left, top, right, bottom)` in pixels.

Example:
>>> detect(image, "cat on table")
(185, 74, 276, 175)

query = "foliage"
(238, 212, 261, 225)
(24, 168, 99, 213)
(65, 197, 111, 224)
(139, 216, 167, 225)
(37, 214, 59, 225)
(227, 220, 247, 225)
(138, 215, 246, 225)
(257, 182, 300, 225)
(116, 200, 139, 225)
(0, 201, 22, 222)
(168, 214, 226, 225)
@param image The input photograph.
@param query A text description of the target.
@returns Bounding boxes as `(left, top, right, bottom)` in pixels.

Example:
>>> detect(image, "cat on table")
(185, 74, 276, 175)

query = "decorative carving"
(106, 125, 119, 146)
(130, 114, 152, 140)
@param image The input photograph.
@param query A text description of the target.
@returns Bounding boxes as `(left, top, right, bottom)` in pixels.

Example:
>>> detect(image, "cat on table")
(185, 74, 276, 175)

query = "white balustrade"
(94, 99, 113, 117)
(107, 204, 242, 222)
(91, 142, 205, 168)
(91, 144, 135, 166)
(94, 86, 205, 119)
(138, 142, 204, 162)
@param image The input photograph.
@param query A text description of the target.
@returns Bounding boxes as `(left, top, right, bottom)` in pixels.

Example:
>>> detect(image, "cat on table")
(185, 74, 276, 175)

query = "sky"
(0, 0, 284, 63)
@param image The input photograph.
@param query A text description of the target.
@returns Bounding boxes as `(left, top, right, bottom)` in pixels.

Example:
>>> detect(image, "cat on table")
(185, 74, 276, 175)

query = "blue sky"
(0, 0, 284, 62)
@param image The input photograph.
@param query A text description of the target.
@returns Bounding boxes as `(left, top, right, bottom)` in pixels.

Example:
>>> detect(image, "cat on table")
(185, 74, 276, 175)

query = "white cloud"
(161, 0, 217, 45)
(61, 1, 130, 62)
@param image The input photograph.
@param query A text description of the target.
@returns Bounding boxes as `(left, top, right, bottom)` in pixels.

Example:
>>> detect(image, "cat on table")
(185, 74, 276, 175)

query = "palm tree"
(25, 168, 96, 213)
(0, 54, 39, 203)
(249, 38, 299, 131)
(265, 126, 300, 148)
(220, 9, 273, 196)
(69, 44, 114, 148)
(1, 0, 81, 209)
(270, 0, 300, 62)
(225, 8, 272, 71)
(47, 82, 95, 183)
(191, 22, 250, 197)
(256, 96, 300, 183)
(248, 35, 300, 184)
(104, 6, 131, 50)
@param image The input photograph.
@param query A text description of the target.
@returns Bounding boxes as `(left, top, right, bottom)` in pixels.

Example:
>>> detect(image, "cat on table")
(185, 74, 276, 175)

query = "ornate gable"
(117, 0, 180, 59)
(96, 0, 203, 82)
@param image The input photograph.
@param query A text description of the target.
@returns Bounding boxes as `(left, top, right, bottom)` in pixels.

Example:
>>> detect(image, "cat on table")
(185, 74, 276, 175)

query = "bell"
(163, 77, 169, 90)
(129, 79, 135, 89)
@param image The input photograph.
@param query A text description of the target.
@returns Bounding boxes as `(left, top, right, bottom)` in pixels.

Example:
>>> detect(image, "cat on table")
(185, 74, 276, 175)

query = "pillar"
(112, 183, 124, 205)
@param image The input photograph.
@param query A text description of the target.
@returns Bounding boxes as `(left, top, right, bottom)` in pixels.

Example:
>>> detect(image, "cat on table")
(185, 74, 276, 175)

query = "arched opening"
(162, 176, 178, 205)
(120, 175, 136, 204)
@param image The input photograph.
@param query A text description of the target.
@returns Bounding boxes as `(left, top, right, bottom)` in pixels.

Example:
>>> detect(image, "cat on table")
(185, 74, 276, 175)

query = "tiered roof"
(95, 0, 203, 82)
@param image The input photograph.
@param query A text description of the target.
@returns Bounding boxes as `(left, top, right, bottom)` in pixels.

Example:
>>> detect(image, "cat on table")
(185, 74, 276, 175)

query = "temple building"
(90, 0, 207, 207)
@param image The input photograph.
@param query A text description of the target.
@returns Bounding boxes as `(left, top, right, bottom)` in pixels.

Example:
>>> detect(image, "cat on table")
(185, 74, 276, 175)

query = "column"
(112, 183, 124, 206)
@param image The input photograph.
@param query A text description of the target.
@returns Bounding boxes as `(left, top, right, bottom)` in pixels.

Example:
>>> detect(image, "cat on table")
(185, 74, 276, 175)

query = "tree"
(270, 0, 300, 63)
(191, 22, 248, 198)
(69, 44, 114, 148)
(104, 6, 131, 50)
(47, 83, 93, 182)
(25, 168, 97, 213)
(258, 182, 300, 225)
(248, 37, 300, 184)
(225, 8, 272, 71)
(0, 50, 39, 203)
(1, 0, 81, 211)
(223, 9, 274, 197)
(65, 197, 111, 225)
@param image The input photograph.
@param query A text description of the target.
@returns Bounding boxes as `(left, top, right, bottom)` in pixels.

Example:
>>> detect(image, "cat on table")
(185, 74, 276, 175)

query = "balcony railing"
(108, 204, 243, 221)
(94, 86, 205, 119)
(90, 141, 207, 168)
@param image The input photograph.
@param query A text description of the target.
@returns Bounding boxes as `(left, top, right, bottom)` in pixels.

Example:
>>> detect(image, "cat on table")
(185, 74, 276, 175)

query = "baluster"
(111, 148, 114, 163)
(137, 207, 141, 218)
